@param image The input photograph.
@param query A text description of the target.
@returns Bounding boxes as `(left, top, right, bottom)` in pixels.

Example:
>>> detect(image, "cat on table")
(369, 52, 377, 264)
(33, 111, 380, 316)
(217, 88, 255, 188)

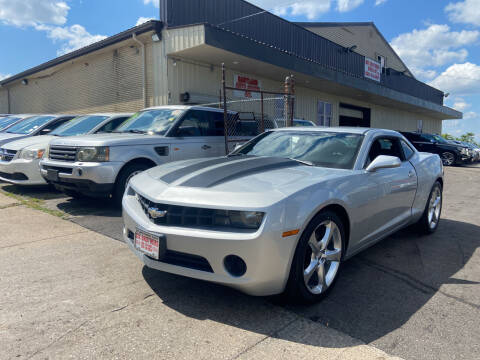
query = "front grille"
(138, 194, 218, 228)
(42, 165, 73, 175)
(49, 146, 77, 162)
(0, 149, 17, 162)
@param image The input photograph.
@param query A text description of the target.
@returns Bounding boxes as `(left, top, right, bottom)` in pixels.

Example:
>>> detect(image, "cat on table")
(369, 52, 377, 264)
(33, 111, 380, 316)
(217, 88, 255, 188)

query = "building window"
(417, 120, 423, 133)
(377, 55, 386, 72)
(317, 101, 332, 126)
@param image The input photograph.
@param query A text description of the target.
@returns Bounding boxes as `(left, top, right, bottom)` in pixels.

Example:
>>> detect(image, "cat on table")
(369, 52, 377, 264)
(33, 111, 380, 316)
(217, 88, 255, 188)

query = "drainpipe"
(132, 33, 147, 108)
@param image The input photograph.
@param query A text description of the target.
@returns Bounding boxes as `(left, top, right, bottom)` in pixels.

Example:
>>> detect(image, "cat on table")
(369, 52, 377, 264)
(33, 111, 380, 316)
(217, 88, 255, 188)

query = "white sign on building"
(233, 74, 262, 99)
(364, 58, 381, 82)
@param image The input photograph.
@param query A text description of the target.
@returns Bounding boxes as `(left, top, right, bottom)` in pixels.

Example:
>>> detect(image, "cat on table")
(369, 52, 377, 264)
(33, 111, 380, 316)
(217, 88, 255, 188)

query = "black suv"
(401, 132, 471, 166)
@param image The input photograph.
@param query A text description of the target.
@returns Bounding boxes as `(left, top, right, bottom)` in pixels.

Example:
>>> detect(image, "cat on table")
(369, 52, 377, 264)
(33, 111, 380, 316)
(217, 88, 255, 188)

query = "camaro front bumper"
(122, 188, 298, 296)
(0, 158, 46, 185)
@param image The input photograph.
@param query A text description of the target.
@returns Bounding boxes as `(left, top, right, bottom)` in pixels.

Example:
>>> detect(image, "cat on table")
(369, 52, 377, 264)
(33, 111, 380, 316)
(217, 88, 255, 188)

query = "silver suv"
(40, 106, 246, 203)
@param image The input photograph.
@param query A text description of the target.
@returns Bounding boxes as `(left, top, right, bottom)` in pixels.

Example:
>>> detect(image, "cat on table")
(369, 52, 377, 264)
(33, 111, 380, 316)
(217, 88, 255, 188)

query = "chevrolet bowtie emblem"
(148, 207, 168, 219)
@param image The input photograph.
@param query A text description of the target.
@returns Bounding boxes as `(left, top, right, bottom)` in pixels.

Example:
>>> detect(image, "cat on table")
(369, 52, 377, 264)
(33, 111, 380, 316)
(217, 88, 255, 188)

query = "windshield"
(116, 109, 185, 135)
(51, 115, 109, 136)
(233, 131, 364, 169)
(0, 117, 22, 131)
(6, 115, 55, 135)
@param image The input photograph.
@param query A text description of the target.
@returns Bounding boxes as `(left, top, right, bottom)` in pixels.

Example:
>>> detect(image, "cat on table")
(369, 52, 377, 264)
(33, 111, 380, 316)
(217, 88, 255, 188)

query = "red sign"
(365, 58, 381, 82)
(234, 75, 261, 98)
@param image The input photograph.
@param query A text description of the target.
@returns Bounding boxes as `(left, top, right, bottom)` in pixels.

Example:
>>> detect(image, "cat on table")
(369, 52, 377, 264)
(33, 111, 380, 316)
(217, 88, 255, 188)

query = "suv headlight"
(76, 146, 109, 162)
(458, 147, 468, 155)
(19, 148, 45, 160)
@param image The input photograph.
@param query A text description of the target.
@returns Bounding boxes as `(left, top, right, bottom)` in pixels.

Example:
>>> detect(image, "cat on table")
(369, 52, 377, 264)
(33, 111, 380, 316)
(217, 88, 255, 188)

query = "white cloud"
(143, 0, 159, 7)
(250, 0, 365, 19)
(375, 0, 387, 5)
(430, 62, 480, 95)
(36, 24, 107, 56)
(410, 67, 438, 80)
(0, 73, 11, 81)
(452, 97, 471, 112)
(136, 17, 155, 26)
(0, 0, 69, 27)
(391, 24, 479, 79)
(336, 0, 364, 12)
(445, 0, 480, 26)
(464, 111, 477, 120)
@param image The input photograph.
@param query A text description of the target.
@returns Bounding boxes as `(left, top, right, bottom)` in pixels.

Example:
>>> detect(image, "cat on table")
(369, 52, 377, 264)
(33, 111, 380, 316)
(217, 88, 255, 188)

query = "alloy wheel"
(428, 187, 442, 230)
(303, 220, 342, 295)
(441, 152, 454, 166)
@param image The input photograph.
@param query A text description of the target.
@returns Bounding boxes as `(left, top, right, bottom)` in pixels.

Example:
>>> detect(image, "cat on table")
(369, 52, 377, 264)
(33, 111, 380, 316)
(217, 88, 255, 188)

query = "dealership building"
(0, 0, 461, 133)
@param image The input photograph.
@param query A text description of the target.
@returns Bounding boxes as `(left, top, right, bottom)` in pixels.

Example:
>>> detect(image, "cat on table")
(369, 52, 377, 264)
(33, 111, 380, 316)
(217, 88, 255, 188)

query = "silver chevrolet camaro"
(122, 127, 443, 303)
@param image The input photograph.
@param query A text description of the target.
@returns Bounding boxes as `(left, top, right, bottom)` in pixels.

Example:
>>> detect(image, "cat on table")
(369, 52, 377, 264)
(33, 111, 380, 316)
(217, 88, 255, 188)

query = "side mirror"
(234, 143, 242, 151)
(366, 155, 401, 172)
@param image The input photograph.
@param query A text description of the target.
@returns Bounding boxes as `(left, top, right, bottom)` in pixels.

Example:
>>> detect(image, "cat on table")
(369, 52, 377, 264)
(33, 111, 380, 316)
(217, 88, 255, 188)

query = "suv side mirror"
(366, 155, 401, 172)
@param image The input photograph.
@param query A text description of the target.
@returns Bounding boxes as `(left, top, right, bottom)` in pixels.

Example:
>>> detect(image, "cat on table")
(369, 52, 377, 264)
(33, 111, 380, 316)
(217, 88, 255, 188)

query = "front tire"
(441, 152, 456, 166)
(284, 211, 345, 304)
(417, 181, 443, 234)
(113, 163, 152, 205)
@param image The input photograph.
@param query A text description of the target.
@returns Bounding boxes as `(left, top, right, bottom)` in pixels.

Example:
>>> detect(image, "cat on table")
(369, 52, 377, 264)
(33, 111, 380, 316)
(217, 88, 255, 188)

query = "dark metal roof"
(0, 20, 163, 87)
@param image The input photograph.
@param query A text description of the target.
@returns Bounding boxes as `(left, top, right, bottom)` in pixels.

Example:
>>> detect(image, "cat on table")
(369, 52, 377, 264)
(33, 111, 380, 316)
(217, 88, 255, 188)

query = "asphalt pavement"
(1, 165, 479, 359)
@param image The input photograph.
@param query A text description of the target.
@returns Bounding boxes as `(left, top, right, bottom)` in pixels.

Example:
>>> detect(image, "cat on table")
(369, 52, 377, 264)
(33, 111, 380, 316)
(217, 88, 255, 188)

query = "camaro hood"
(49, 133, 171, 147)
(0, 134, 27, 147)
(2, 135, 55, 151)
(130, 156, 352, 209)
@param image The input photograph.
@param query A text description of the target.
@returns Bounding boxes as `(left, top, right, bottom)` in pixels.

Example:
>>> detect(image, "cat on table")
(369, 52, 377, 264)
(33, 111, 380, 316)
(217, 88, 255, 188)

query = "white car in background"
(0, 114, 76, 147)
(0, 113, 131, 186)
(0, 114, 38, 132)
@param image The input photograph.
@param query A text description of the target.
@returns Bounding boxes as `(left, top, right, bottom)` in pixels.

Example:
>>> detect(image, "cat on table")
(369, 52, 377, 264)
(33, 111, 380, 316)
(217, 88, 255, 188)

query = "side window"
(176, 110, 209, 137)
(41, 118, 71, 134)
(205, 111, 225, 136)
(365, 137, 404, 167)
(420, 134, 434, 143)
(96, 117, 128, 133)
(401, 140, 415, 160)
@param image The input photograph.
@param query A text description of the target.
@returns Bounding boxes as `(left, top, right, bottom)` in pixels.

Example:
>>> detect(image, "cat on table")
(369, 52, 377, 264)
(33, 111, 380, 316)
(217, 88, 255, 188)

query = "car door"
(170, 110, 219, 161)
(356, 136, 418, 245)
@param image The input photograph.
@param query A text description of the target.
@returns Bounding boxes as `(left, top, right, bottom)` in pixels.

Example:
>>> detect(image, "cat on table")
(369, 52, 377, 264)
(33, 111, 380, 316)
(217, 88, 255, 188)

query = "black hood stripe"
(161, 157, 239, 184)
(179, 157, 301, 188)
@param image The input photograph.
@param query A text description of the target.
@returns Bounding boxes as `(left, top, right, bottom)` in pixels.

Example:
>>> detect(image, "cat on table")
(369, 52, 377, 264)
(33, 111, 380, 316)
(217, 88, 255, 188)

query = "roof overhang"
(0, 20, 164, 87)
(168, 24, 461, 120)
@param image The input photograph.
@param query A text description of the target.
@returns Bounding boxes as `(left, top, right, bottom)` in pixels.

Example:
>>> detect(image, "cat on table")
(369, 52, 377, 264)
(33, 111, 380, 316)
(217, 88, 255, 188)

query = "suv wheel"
(113, 163, 152, 205)
(441, 152, 455, 166)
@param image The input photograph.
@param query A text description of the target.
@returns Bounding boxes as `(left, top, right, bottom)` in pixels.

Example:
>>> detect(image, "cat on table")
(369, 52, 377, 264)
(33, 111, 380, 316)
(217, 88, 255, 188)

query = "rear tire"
(417, 181, 443, 235)
(113, 163, 152, 205)
(284, 211, 345, 304)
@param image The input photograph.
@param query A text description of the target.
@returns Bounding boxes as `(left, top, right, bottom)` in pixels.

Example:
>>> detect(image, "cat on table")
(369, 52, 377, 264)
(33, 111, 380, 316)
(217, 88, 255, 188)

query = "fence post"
(284, 75, 295, 127)
(222, 63, 229, 155)
(260, 91, 265, 133)
(290, 75, 295, 128)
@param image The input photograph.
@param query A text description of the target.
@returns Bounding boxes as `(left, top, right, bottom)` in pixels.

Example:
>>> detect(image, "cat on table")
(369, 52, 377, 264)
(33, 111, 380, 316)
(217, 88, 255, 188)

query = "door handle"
(202, 145, 212, 150)
(408, 171, 415, 178)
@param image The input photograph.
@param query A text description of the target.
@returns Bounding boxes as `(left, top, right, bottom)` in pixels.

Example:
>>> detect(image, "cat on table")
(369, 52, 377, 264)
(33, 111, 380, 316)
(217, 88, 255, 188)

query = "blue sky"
(0, 0, 479, 140)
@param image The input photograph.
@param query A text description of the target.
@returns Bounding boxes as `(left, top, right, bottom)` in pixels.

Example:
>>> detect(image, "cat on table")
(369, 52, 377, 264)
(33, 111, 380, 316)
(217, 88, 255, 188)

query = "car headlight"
(458, 147, 468, 155)
(213, 210, 264, 229)
(19, 148, 45, 160)
(76, 146, 109, 162)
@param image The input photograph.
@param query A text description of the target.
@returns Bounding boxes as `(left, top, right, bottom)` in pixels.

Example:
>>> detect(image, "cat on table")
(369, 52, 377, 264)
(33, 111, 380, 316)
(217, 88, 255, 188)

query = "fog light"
(224, 255, 247, 277)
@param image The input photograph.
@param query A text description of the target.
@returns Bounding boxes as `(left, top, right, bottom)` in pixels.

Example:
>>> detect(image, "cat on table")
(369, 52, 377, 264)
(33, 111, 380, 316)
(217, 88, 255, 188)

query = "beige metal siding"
(4, 40, 149, 115)
(304, 25, 409, 75)
(165, 56, 442, 133)
(0, 89, 8, 113)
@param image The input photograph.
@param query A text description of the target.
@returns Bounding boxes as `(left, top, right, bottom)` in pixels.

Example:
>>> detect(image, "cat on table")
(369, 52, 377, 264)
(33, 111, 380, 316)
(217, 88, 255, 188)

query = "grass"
(0, 188, 66, 218)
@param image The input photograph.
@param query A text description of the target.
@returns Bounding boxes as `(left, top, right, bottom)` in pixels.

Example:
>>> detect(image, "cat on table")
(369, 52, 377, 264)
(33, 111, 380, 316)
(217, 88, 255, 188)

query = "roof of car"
(80, 113, 133, 117)
(273, 127, 401, 136)
(143, 105, 236, 114)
